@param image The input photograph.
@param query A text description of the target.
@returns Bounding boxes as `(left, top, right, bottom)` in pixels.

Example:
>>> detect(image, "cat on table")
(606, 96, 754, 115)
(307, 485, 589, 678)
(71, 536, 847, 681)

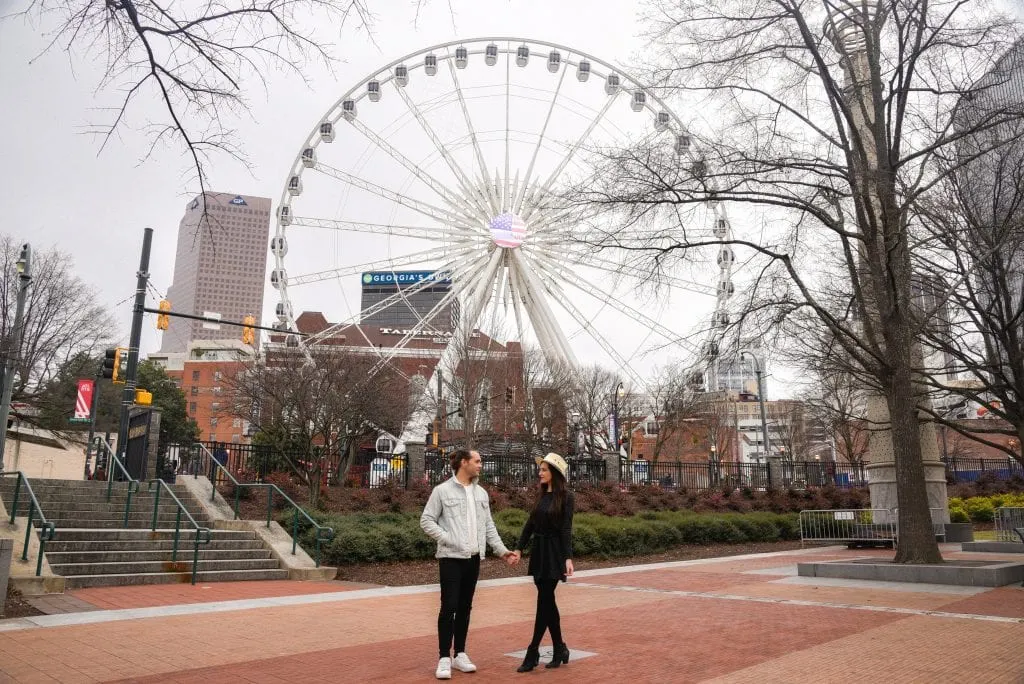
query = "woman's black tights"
(529, 578, 562, 649)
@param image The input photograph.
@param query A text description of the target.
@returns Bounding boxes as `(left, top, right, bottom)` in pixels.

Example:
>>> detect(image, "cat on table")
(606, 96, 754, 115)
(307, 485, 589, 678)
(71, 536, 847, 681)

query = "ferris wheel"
(270, 37, 737, 397)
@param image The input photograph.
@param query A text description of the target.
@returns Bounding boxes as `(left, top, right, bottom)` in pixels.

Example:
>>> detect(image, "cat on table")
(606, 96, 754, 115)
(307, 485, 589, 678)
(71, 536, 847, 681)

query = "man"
(421, 449, 517, 679)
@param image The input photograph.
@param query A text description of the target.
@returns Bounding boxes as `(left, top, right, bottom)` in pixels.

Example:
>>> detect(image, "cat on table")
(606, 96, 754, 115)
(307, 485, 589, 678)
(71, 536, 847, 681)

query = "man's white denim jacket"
(420, 477, 510, 559)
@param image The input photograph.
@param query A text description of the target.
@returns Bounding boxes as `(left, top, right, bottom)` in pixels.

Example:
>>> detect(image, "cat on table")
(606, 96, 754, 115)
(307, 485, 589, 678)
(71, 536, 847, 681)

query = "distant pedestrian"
(510, 452, 575, 672)
(420, 449, 518, 680)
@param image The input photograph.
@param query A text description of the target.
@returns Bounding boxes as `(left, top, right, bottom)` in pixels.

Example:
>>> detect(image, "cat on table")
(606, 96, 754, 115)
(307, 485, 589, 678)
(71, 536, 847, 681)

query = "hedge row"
(949, 493, 1024, 523)
(282, 509, 800, 566)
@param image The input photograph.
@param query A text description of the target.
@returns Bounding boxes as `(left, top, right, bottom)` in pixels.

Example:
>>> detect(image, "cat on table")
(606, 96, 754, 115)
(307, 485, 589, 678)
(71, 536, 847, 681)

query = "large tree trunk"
(885, 323, 944, 564)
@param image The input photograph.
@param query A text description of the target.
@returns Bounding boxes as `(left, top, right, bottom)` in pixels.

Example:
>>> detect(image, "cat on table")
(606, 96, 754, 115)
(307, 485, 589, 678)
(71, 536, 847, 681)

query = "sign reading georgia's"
(488, 212, 526, 248)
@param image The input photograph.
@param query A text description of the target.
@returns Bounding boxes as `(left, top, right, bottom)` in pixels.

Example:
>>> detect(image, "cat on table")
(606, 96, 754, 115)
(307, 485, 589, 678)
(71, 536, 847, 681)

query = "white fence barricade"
(995, 507, 1024, 542)
(798, 509, 896, 547)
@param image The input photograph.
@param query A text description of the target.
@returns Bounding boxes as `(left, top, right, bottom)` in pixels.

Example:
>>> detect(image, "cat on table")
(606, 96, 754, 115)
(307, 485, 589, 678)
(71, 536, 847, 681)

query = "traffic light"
(101, 347, 126, 384)
(505, 386, 514, 405)
(156, 299, 171, 330)
(242, 314, 256, 345)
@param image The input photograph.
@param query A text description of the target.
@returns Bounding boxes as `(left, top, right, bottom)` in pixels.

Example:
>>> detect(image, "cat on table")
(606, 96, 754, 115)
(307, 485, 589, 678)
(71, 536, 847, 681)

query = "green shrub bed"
(281, 509, 800, 566)
(948, 493, 1024, 523)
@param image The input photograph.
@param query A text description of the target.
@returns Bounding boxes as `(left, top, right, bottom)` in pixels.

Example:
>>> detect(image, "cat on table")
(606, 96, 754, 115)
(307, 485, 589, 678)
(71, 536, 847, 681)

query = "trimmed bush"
(282, 508, 801, 566)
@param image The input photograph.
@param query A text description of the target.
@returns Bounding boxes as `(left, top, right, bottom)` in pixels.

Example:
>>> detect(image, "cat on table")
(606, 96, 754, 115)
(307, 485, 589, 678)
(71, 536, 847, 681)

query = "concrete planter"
(944, 523, 974, 543)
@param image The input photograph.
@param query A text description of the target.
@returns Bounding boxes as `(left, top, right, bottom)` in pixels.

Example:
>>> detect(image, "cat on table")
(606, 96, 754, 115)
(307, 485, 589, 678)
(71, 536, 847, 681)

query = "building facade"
(359, 270, 458, 330)
(160, 192, 272, 353)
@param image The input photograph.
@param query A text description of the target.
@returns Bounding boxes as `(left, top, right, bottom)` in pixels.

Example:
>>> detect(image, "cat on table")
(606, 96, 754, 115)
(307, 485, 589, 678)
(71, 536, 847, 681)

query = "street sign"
(69, 417, 91, 424)
(74, 379, 95, 419)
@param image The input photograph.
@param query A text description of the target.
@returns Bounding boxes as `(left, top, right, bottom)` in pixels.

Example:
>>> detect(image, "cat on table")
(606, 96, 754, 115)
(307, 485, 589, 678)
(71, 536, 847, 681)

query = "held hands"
(504, 550, 522, 566)
(565, 559, 575, 578)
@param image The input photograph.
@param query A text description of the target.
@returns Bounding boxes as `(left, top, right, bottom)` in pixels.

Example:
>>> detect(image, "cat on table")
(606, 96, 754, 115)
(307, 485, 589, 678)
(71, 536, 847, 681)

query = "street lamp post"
(569, 410, 581, 456)
(0, 244, 32, 470)
(611, 381, 624, 456)
(739, 350, 771, 467)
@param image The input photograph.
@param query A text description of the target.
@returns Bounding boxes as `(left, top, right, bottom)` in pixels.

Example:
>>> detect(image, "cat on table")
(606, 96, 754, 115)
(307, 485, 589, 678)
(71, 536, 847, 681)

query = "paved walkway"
(1, 545, 1022, 682)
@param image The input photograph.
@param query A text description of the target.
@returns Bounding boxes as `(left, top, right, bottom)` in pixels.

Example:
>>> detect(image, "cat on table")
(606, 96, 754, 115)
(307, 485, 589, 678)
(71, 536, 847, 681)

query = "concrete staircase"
(0, 477, 289, 588)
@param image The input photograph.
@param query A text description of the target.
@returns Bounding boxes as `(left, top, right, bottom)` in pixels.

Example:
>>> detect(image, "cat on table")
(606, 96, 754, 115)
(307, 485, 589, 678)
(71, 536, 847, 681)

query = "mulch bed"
(3, 588, 44, 619)
(334, 541, 804, 586)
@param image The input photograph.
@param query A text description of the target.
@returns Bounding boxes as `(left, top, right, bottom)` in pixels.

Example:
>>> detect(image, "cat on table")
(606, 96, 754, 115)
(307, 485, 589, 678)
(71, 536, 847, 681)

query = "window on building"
(212, 386, 222, 394)
(211, 402, 220, 411)
(232, 418, 241, 428)
(189, 402, 197, 413)
(210, 417, 218, 427)
(646, 421, 660, 435)
(192, 370, 200, 381)
(214, 371, 222, 381)
(191, 387, 198, 396)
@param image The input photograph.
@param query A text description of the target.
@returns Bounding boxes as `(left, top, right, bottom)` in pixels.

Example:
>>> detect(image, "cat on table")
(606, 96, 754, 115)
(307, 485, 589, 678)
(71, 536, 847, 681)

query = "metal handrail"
(147, 478, 211, 585)
(192, 443, 334, 566)
(1, 472, 56, 576)
(98, 438, 139, 527)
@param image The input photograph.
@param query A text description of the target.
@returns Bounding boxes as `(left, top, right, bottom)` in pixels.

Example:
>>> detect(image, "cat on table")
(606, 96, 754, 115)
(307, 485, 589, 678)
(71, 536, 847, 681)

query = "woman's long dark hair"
(532, 464, 567, 522)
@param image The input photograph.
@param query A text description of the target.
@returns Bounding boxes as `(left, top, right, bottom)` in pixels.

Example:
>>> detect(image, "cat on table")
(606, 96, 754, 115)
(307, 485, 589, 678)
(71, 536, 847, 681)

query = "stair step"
(46, 549, 274, 564)
(5, 501, 207, 514)
(46, 539, 267, 553)
(61, 568, 291, 589)
(50, 529, 257, 542)
(50, 558, 281, 576)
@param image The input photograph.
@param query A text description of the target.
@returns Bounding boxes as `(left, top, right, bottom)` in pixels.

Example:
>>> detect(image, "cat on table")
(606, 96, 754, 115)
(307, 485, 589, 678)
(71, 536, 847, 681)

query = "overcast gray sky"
(0, 0, 643, 358)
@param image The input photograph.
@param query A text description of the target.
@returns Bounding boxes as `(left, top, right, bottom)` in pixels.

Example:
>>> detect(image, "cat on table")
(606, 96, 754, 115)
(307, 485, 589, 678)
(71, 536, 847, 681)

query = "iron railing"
(995, 507, 1024, 543)
(1, 472, 56, 576)
(942, 456, 1024, 484)
(98, 438, 138, 527)
(146, 478, 212, 585)
(191, 443, 334, 567)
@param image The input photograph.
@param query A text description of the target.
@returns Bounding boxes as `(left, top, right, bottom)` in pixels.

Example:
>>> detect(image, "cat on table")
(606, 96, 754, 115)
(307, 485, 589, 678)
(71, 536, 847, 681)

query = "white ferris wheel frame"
(270, 36, 738, 401)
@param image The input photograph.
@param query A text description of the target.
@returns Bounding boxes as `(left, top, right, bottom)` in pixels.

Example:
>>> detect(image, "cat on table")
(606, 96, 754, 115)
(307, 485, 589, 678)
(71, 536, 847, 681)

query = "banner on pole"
(75, 379, 95, 420)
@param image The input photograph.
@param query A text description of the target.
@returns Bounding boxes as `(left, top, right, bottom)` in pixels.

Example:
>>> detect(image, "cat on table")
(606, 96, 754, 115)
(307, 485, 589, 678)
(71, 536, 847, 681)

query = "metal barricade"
(995, 507, 1024, 542)
(799, 509, 896, 547)
(891, 507, 948, 542)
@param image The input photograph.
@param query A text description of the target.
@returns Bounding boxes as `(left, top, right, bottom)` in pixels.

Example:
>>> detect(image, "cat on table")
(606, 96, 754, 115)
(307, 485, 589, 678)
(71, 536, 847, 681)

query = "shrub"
(964, 497, 995, 523)
(290, 508, 800, 565)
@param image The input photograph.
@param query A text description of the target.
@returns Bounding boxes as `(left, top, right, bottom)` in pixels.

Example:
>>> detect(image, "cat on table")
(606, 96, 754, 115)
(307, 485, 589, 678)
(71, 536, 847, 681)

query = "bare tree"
(550, 362, 620, 458)
(226, 346, 408, 505)
(17, 0, 374, 211)
(645, 363, 701, 462)
(572, 0, 1022, 563)
(802, 365, 869, 466)
(0, 238, 117, 402)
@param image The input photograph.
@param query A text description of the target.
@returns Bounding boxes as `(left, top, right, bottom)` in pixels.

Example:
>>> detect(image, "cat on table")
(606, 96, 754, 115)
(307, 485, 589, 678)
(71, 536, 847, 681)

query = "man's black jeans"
(438, 555, 481, 658)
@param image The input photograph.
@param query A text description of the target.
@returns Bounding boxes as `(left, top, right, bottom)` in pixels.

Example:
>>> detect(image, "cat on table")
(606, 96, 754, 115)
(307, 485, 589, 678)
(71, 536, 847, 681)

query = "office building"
(160, 192, 272, 352)
(359, 270, 458, 330)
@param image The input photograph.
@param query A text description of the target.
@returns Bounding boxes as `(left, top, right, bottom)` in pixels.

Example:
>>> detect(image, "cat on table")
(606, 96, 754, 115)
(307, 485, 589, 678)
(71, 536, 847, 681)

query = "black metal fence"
(619, 459, 868, 490)
(425, 452, 606, 489)
(943, 456, 1024, 484)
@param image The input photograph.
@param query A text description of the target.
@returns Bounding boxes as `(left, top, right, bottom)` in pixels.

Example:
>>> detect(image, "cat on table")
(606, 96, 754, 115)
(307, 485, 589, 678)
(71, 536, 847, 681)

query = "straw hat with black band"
(536, 452, 568, 479)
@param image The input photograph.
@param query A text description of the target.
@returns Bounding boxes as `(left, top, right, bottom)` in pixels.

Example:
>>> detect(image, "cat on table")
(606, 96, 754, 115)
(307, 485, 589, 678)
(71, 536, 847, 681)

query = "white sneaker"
(436, 657, 452, 680)
(453, 652, 477, 673)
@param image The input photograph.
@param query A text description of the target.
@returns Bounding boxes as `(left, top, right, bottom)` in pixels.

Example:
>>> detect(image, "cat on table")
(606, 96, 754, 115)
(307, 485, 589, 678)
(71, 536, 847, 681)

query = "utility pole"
(117, 229, 152, 460)
(740, 350, 771, 464)
(0, 244, 32, 470)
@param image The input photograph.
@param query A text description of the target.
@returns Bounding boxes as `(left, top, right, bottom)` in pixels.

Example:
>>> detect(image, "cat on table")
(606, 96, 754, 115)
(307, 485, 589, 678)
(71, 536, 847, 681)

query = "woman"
(511, 452, 575, 672)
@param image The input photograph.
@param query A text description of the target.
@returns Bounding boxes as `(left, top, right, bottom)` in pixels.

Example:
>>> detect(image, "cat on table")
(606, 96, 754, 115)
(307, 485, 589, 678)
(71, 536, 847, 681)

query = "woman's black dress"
(516, 491, 575, 581)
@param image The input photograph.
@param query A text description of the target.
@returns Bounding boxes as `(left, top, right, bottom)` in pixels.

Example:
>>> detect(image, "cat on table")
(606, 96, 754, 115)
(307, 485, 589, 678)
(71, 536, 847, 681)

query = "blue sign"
(229, 196, 247, 205)
(361, 271, 450, 286)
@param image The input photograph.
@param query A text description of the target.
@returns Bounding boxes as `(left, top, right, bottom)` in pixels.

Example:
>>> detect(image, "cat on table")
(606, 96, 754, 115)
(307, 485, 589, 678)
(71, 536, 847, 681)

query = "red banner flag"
(75, 379, 95, 420)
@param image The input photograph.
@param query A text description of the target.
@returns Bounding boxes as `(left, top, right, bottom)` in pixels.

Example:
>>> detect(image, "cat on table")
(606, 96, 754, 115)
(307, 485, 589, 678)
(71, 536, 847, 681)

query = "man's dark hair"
(450, 449, 474, 474)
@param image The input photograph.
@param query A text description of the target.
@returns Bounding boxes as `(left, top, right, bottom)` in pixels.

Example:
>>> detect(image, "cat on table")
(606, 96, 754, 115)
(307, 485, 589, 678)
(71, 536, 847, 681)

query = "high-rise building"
(359, 270, 458, 330)
(160, 192, 272, 352)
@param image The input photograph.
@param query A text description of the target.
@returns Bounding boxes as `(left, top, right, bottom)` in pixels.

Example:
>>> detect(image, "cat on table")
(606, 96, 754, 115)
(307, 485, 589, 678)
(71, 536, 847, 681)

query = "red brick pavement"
(1, 547, 1021, 683)
(69, 580, 370, 610)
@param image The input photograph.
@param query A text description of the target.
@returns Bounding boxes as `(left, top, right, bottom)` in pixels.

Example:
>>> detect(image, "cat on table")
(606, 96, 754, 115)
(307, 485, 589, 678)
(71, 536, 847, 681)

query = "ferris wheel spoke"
(508, 250, 577, 367)
(347, 117, 489, 226)
(445, 57, 499, 215)
(514, 62, 569, 214)
(312, 161, 481, 231)
(290, 245, 466, 286)
(525, 258, 646, 388)
(394, 83, 493, 218)
(521, 94, 619, 224)
(528, 248, 701, 355)
(366, 287, 465, 377)
(290, 216, 482, 242)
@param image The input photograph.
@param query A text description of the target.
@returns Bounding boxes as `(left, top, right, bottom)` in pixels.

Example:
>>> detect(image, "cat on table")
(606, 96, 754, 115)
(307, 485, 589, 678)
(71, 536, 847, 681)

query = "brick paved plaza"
(1, 544, 1022, 683)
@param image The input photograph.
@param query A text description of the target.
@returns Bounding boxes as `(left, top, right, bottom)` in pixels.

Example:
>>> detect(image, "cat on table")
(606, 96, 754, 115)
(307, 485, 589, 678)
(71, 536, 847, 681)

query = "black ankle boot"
(545, 643, 570, 669)
(517, 647, 541, 673)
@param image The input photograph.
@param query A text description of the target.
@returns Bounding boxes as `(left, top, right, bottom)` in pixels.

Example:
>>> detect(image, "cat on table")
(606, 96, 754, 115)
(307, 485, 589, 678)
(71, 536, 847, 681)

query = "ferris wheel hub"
(488, 212, 527, 249)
